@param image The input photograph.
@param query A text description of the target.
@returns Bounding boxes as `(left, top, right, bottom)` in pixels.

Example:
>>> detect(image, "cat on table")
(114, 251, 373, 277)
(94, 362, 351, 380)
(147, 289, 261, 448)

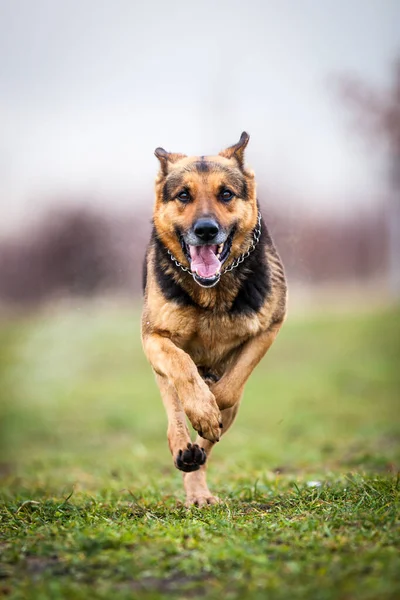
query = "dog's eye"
(177, 190, 191, 203)
(219, 188, 234, 202)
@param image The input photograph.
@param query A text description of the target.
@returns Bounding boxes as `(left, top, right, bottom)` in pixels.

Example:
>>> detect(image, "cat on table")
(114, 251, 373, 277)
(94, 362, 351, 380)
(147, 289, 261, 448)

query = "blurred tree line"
(1, 57, 398, 309)
(0, 200, 388, 308)
(338, 56, 400, 296)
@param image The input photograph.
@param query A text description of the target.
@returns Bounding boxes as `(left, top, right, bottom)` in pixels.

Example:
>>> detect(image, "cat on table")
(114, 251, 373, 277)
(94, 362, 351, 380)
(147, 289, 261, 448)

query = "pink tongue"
(189, 245, 221, 278)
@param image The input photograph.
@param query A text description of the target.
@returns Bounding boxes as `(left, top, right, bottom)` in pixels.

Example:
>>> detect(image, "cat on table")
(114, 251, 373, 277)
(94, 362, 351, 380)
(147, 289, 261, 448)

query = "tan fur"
(142, 133, 287, 505)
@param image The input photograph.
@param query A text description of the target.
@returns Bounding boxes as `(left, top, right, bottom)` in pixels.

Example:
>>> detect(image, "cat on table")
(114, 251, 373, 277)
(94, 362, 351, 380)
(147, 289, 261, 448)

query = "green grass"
(0, 303, 399, 599)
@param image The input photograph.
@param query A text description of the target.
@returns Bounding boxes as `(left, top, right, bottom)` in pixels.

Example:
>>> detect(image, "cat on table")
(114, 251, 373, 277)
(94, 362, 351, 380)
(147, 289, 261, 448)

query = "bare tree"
(337, 56, 400, 296)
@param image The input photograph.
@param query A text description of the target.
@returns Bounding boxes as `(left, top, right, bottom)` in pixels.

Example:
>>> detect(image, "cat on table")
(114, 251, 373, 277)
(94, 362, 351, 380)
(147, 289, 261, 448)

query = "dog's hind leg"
(210, 323, 283, 410)
(156, 374, 207, 473)
(183, 403, 240, 507)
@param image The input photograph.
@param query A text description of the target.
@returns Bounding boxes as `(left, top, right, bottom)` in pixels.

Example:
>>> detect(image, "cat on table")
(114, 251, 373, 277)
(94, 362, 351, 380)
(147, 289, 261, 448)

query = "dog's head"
(153, 132, 258, 288)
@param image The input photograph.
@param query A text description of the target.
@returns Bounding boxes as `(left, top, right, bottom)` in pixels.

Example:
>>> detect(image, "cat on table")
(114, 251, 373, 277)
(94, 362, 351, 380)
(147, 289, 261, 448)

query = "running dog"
(141, 132, 287, 506)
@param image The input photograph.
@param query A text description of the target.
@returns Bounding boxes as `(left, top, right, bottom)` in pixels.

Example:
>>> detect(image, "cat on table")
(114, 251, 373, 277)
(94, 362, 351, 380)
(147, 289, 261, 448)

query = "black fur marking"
(142, 250, 148, 293)
(229, 217, 271, 315)
(152, 230, 195, 307)
(193, 160, 210, 173)
(162, 173, 184, 202)
(162, 181, 170, 203)
(201, 370, 220, 383)
(240, 178, 248, 200)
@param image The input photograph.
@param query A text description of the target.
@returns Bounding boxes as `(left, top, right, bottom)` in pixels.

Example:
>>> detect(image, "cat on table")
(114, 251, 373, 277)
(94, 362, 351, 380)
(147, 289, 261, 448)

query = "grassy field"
(0, 303, 399, 600)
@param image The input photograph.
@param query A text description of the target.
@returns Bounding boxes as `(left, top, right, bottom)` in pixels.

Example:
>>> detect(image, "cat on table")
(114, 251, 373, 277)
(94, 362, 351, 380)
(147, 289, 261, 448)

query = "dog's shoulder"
(229, 217, 286, 322)
(229, 217, 271, 316)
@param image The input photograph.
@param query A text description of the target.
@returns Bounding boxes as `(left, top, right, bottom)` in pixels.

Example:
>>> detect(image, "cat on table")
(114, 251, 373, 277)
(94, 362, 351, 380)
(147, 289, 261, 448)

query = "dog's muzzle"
(167, 211, 262, 289)
(181, 220, 233, 288)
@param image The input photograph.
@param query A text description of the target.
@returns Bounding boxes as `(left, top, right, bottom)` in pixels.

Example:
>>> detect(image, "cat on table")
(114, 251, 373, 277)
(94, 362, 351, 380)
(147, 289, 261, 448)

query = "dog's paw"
(194, 408, 223, 443)
(175, 443, 207, 473)
(196, 419, 223, 443)
(185, 392, 222, 443)
(185, 493, 220, 508)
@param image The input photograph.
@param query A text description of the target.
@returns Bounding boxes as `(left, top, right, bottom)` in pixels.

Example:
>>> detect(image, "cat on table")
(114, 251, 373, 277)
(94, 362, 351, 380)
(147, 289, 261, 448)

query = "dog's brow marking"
(193, 160, 210, 174)
(187, 161, 244, 182)
(184, 161, 248, 199)
(192, 162, 227, 173)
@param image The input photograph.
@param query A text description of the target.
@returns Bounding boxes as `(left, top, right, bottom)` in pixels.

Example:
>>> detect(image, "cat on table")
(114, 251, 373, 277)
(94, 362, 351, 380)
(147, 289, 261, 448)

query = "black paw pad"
(175, 443, 207, 473)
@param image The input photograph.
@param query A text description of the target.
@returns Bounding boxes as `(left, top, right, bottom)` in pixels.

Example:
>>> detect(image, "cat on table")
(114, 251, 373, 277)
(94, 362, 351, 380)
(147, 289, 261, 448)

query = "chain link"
(167, 210, 262, 280)
(223, 211, 262, 273)
(166, 249, 191, 272)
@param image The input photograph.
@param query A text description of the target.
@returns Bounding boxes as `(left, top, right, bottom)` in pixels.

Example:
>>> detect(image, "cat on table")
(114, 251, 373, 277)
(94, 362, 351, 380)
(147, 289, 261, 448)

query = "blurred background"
(1, 0, 400, 306)
(0, 1, 399, 490)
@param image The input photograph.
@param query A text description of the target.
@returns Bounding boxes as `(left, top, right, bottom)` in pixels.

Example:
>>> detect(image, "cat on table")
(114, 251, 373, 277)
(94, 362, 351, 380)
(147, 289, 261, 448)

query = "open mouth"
(180, 230, 234, 288)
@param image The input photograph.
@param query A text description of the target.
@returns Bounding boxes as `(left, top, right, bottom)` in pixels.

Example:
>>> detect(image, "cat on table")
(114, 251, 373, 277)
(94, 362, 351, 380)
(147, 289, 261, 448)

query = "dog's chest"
(180, 311, 261, 367)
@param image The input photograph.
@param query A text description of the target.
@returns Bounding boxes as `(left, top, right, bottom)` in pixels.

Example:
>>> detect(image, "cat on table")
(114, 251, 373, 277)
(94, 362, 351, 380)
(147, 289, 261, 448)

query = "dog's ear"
(219, 132, 250, 169)
(154, 147, 187, 176)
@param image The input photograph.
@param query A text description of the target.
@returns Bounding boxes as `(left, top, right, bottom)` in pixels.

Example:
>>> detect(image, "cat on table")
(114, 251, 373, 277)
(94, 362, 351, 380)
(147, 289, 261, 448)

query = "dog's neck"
(152, 217, 271, 314)
(182, 270, 244, 311)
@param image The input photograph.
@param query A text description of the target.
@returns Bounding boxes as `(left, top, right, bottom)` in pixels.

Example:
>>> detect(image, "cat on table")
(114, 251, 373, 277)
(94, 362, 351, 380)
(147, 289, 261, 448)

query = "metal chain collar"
(166, 211, 262, 279)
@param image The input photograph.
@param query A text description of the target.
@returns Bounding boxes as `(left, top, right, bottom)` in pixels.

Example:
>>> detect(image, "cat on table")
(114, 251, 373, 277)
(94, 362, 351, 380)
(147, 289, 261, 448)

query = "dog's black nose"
(193, 218, 219, 242)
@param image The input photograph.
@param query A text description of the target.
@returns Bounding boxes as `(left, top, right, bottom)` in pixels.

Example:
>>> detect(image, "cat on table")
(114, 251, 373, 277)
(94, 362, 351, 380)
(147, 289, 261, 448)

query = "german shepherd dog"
(142, 133, 287, 506)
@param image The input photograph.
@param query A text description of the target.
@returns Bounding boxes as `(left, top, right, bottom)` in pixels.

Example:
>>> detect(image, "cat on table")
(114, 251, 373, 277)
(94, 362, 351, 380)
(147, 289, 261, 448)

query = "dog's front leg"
(155, 374, 208, 473)
(143, 333, 222, 443)
(211, 322, 283, 410)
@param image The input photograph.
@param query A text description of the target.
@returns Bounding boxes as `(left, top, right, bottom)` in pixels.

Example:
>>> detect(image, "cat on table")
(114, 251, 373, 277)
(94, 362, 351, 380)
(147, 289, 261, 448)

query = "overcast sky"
(0, 0, 399, 229)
